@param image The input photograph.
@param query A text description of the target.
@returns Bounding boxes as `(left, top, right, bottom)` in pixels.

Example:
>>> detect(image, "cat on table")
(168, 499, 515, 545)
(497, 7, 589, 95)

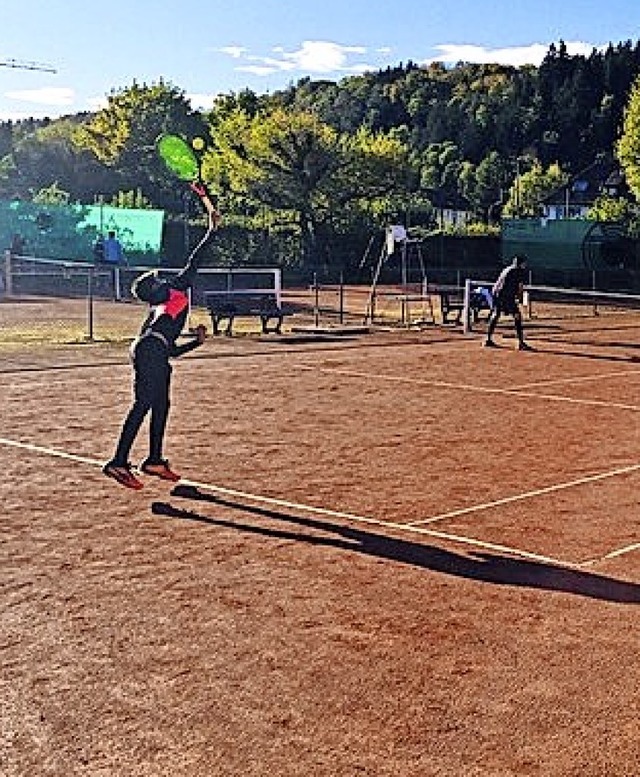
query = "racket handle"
(190, 181, 212, 199)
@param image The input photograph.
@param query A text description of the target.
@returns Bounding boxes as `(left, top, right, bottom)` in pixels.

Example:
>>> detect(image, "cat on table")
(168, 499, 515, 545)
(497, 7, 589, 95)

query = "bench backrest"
(205, 290, 281, 313)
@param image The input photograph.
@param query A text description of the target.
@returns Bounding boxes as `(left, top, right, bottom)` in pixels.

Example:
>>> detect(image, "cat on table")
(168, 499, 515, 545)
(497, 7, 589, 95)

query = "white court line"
(0, 436, 103, 467)
(514, 367, 640, 390)
(579, 543, 640, 567)
(299, 364, 640, 412)
(0, 434, 579, 569)
(406, 462, 640, 526)
(178, 476, 581, 568)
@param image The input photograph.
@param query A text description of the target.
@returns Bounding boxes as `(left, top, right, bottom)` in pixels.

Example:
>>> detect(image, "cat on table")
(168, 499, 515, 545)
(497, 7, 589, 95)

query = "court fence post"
(87, 265, 95, 341)
(312, 272, 320, 327)
(3, 250, 12, 296)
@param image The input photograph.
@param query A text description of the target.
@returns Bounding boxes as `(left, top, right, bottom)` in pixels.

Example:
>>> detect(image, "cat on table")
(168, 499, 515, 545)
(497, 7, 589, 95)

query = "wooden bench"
(438, 288, 465, 324)
(204, 291, 293, 336)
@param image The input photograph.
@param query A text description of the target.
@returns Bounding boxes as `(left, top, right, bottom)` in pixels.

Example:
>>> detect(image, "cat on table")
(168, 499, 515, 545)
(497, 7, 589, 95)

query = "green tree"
(617, 74, 640, 200)
(460, 151, 510, 222)
(415, 141, 465, 221)
(588, 195, 635, 222)
(206, 107, 410, 270)
(503, 160, 568, 217)
(0, 118, 112, 201)
(110, 188, 152, 209)
(75, 80, 208, 208)
(32, 182, 70, 205)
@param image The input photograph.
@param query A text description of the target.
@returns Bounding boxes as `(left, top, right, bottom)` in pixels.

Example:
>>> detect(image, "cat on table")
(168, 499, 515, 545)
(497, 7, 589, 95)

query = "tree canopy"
(2, 38, 640, 271)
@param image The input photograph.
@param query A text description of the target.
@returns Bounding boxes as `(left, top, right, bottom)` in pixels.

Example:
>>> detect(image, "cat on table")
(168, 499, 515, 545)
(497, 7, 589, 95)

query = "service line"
(298, 364, 640, 412)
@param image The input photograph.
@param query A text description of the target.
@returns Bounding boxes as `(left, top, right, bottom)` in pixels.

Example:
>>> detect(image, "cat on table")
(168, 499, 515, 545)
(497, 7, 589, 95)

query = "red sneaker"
(103, 462, 144, 490)
(140, 459, 181, 482)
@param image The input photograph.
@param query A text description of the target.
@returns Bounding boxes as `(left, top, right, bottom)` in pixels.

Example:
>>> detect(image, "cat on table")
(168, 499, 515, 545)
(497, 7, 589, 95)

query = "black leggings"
(486, 299, 524, 343)
(112, 337, 172, 466)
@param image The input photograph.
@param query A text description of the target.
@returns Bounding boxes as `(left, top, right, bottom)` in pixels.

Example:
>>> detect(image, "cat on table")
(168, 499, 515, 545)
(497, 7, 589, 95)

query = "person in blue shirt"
(103, 231, 125, 264)
(94, 231, 126, 301)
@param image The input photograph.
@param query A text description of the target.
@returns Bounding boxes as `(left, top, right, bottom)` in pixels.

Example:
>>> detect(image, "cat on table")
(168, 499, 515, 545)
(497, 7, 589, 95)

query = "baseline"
(0, 434, 578, 570)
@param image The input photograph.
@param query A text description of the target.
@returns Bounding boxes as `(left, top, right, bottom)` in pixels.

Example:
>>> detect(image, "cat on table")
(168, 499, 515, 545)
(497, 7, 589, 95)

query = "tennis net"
(463, 278, 640, 339)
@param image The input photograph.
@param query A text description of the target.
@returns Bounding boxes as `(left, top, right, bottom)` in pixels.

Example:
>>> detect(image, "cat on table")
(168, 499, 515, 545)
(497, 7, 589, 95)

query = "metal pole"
(401, 239, 408, 325)
(526, 269, 533, 318)
(3, 250, 11, 296)
(313, 272, 319, 327)
(114, 266, 121, 302)
(462, 278, 473, 335)
(87, 266, 94, 341)
(339, 271, 344, 324)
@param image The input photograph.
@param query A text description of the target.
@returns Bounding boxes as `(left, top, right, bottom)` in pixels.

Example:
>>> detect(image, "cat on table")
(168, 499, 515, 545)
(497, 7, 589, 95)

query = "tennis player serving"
(103, 136, 220, 490)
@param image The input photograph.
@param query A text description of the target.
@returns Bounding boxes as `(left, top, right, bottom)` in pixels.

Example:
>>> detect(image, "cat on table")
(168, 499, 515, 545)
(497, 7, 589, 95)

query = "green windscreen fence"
(502, 218, 627, 271)
(0, 199, 164, 263)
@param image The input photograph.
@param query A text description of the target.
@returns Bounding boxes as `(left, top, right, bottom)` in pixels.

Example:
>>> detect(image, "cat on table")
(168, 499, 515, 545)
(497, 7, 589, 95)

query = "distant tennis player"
(484, 254, 533, 350)
(103, 182, 220, 490)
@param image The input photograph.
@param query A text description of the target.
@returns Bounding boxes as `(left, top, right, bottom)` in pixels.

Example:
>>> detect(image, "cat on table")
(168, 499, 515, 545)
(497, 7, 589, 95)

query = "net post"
(274, 267, 282, 307)
(462, 278, 473, 334)
(114, 266, 122, 302)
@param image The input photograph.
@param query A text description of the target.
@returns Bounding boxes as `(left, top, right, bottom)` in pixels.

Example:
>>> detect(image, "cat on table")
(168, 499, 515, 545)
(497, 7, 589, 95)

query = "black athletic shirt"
(492, 262, 526, 301)
(138, 264, 199, 358)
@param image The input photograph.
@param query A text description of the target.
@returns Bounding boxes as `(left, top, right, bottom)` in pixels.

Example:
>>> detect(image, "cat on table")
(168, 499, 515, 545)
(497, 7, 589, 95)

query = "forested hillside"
(1, 38, 640, 273)
(268, 39, 640, 172)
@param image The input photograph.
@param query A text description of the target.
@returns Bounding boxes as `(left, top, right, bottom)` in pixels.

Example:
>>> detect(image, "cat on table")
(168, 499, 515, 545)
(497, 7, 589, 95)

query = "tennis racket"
(156, 133, 201, 182)
(156, 133, 221, 252)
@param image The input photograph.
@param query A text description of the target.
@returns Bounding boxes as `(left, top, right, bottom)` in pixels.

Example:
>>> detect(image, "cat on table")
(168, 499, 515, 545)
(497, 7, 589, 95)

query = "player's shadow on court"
(151, 486, 640, 604)
(526, 333, 640, 363)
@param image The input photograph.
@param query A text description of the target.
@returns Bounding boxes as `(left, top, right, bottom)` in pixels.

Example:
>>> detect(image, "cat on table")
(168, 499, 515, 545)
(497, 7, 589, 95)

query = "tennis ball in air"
(192, 137, 205, 151)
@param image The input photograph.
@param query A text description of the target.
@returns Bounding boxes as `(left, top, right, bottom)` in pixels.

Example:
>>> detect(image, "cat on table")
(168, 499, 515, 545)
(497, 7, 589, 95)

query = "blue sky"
(1, 0, 640, 121)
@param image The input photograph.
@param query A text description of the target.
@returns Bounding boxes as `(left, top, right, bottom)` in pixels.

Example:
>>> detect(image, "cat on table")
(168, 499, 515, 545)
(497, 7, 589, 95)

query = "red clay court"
(1, 300, 639, 776)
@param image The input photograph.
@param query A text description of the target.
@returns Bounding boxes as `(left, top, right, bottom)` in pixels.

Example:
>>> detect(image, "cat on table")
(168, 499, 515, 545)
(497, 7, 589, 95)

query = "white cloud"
(221, 39, 388, 77)
(217, 38, 604, 80)
(86, 95, 108, 112)
(424, 41, 600, 68)
(217, 46, 247, 59)
(283, 41, 367, 72)
(4, 87, 75, 106)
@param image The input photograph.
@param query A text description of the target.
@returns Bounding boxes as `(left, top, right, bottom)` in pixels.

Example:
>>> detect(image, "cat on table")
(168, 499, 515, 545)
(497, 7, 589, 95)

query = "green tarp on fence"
(502, 218, 627, 270)
(0, 199, 164, 262)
